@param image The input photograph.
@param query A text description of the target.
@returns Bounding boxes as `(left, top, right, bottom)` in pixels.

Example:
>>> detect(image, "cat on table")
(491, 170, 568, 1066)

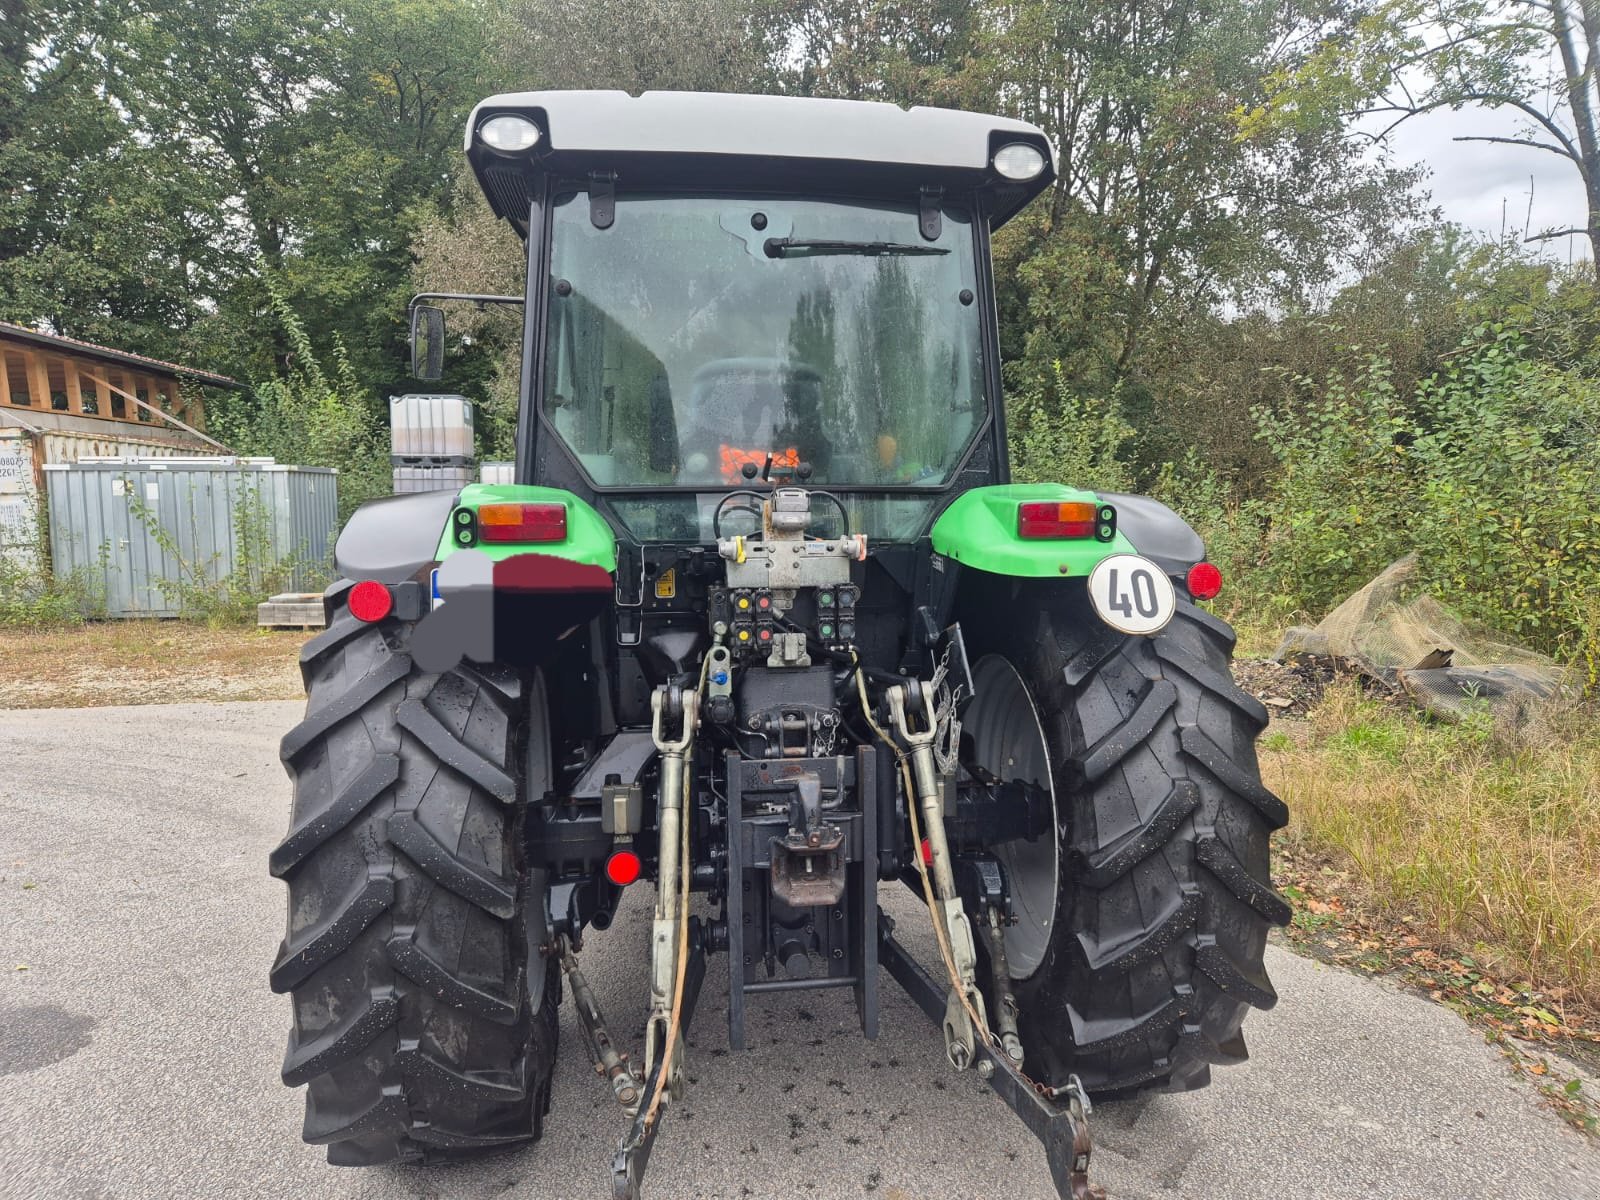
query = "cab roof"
(465, 90, 1057, 237)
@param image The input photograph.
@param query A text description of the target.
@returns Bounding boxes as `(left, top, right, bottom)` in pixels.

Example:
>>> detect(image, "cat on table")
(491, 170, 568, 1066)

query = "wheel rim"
(962, 655, 1058, 980)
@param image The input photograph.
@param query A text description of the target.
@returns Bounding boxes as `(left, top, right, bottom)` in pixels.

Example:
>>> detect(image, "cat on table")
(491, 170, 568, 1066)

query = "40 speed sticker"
(1087, 553, 1176, 635)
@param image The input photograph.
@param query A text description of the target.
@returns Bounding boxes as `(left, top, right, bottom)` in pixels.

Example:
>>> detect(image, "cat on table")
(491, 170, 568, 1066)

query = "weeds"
(0, 503, 109, 626)
(1263, 680, 1600, 1016)
(124, 480, 326, 625)
(0, 558, 109, 626)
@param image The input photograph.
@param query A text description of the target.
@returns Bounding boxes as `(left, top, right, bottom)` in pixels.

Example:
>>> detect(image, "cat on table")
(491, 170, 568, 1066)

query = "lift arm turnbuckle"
(645, 685, 700, 1092)
(887, 680, 988, 1069)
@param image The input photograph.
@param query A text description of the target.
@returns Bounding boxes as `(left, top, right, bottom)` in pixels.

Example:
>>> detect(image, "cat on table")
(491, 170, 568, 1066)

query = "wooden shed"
(0, 321, 238, 442)
(0, 323, 243, 569)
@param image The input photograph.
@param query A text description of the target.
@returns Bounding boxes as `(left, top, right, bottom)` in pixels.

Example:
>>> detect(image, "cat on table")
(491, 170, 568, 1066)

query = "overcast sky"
(1380, 103, 1591, 267)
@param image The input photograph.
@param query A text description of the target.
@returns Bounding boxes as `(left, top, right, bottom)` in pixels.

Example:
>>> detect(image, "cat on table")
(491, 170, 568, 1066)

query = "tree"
(921, 0, 1427, 473)
(3, 0, 496, 392)
(104, 0, 495, 386)
(410, 0, 785, 451)
(490, 0, 781, 94)
(0, 0, 221, 352)
(1242, 0, 1600, 279)
(773, 0, 977, 104)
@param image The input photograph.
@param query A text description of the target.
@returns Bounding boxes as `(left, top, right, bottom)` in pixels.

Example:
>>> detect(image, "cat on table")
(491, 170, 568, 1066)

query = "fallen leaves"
(1274, 840, 1600, 1135)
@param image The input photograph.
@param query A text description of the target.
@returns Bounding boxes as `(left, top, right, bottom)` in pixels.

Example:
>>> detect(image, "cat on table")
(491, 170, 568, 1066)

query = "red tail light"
(478, 502, 567, 543)
(347, 580, 393, 622)
(605, 850, 641, 886)
(1017, 501, 1098, 539)
(1186, 561, 1223, 600)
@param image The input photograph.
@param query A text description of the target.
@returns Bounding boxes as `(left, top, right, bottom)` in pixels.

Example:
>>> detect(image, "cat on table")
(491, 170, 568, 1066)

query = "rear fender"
(930, 484, 1203, 581)
(418, 483, 618, 671)
(1096, 492, 1205, 578)
(334, 490, 458, 584)
(930, 484, 1135, 579)
(334, 484, 619, 670)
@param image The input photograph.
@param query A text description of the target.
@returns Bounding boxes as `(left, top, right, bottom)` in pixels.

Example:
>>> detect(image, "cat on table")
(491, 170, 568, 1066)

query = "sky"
(1379, 102, 1592, 268)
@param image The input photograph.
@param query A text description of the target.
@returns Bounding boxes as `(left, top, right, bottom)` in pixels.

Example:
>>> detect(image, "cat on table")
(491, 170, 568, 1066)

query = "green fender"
(435, 483, 618, 571)
(929, 483, 1138, 578)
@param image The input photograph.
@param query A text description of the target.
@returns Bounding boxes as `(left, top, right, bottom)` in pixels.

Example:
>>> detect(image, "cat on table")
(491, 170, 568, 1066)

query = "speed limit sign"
(1087, 553, 1176, 635)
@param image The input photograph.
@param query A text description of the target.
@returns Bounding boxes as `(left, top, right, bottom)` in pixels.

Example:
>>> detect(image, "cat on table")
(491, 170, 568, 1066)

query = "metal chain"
(930, 643, 963, 775)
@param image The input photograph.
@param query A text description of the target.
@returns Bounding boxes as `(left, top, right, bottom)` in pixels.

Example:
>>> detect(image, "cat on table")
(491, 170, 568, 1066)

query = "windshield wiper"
(763, 237, 950, 259)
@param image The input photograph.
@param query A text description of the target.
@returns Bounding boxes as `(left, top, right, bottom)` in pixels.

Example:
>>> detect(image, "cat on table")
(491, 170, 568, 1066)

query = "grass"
(0, 621, 311, 708)
(1262, 679, 1600, 1020)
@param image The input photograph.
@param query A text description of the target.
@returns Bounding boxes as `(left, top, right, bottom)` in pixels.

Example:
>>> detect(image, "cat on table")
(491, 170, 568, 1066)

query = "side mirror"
(410, 305, 445, 380)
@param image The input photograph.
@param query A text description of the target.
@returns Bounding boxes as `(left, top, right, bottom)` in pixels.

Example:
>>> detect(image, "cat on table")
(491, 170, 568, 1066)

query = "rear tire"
(965, 583, 1289, 1096)
(270, 581, 559, 1165)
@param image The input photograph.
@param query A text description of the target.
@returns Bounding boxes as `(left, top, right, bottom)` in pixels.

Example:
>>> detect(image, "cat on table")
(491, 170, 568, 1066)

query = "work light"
(477, 115, 542, 154)
(992, 142, 1046, 181)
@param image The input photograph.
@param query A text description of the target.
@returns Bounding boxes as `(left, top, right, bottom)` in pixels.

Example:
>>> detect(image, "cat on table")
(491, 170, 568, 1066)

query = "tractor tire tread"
(1074, 887, 1201, 973)
(274, 584, 557, 1166)
(976, 584, 1286, 1099)
(268, 754, 401, 879)
(389, 810, 518, 917)
(1069, 780, 1200, 887)
(281, 987, 399, 1086)
(395, 697, 517, 802)
(269, 874, 395, 993)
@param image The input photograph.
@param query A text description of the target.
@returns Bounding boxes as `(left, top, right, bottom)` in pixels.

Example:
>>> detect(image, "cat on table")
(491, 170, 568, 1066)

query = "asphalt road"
(1, 700, 1596, 1200)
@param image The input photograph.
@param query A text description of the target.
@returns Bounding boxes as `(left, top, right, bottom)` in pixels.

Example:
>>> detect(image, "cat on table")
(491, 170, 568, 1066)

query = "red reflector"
(1018, 501, 1098, 539)
(919, 837, 933, 867)
(478, 502, 567, 543)
(347, 580, 393, 623)
(1186, 561, 1223, 600)
(605, 850, 641, 886)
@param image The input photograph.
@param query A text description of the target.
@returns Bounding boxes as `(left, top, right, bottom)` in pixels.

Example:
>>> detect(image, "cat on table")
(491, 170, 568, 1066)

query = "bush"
(1146, 452, 1288, 634)
(1252, 351, 1415, 616)
(1253, 327, 1599, 670)
(0, 500, 109, 627)
(1008, 360, 1135, 492)
(0, 558, 109, 626)
(1406, 328, 1600, 668)
(125, 481, 325, 625)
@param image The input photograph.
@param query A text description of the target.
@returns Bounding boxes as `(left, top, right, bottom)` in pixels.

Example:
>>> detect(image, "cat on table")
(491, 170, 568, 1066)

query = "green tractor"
(269, 89, 1289, 1199)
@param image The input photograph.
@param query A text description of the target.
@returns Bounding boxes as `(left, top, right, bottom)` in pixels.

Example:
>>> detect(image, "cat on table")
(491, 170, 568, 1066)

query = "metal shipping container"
(392, 465, 474, 495)
(3, 425, 210, 572)
(390, 394, 475, 459)
(44, 459, 338, 618)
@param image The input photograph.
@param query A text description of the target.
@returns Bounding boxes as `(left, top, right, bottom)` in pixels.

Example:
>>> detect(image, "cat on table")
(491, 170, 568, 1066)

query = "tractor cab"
(418, 90, 1056, 542)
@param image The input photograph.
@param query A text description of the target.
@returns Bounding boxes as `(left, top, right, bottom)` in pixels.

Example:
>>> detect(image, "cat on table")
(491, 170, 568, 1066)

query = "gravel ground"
(1, 700, 1596, 1200)
(0, 624, 306, 708)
